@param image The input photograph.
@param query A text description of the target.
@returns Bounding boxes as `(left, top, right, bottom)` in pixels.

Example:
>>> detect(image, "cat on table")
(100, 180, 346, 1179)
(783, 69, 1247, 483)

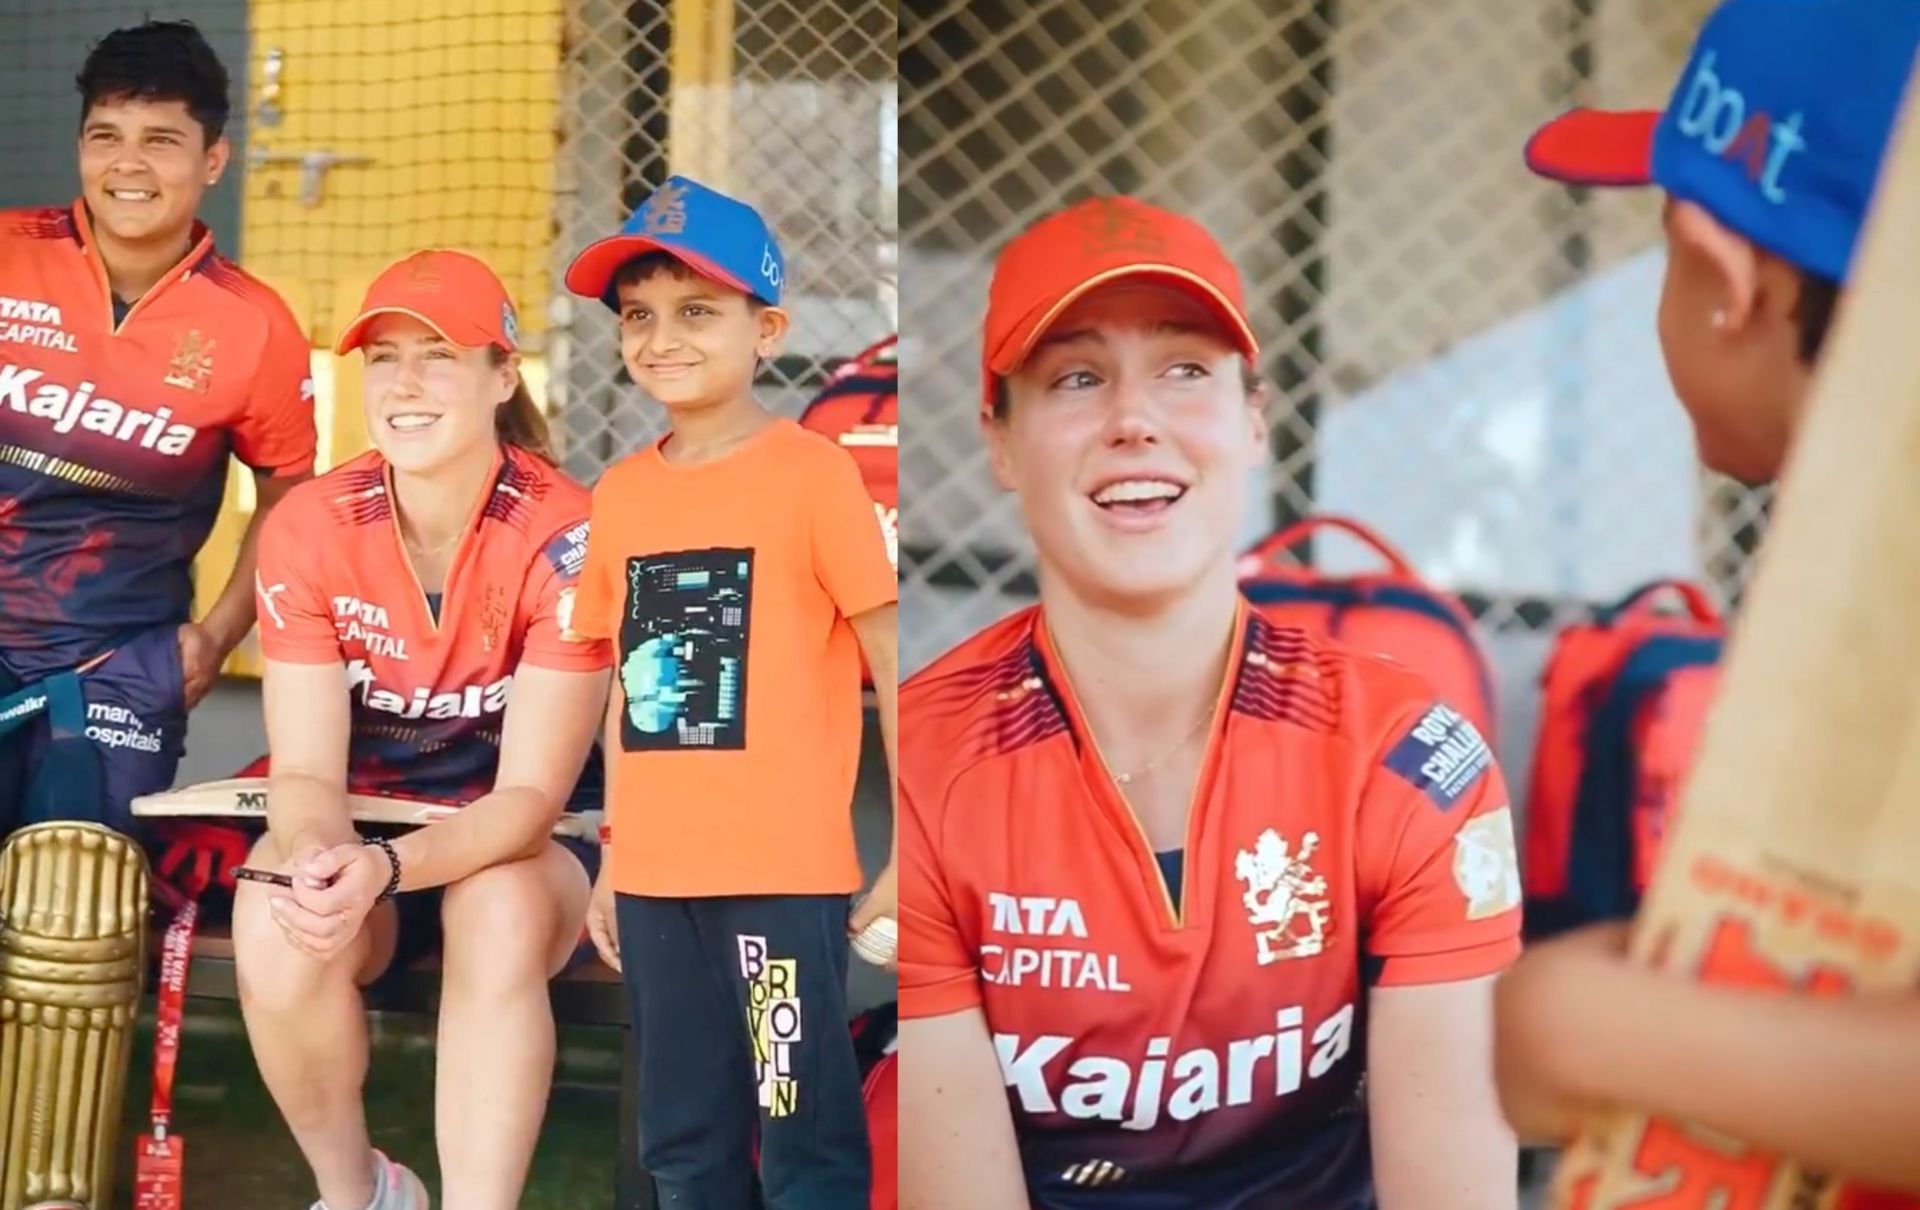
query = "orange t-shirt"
(571, 417, 898, 896)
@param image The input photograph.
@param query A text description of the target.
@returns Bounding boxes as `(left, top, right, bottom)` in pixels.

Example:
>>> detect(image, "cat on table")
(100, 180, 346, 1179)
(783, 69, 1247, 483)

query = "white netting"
(899, 0, 1766, 676)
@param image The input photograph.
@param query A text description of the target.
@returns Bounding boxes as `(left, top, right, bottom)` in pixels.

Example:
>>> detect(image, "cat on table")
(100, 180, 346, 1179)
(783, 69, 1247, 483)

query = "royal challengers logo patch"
(1384, 703, 1492, 810)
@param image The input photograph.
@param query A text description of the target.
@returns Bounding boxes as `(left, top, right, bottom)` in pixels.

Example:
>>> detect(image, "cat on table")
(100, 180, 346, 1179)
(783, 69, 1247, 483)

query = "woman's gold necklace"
(1112, 704, 1217, 786)
(403, 526, 462, 560)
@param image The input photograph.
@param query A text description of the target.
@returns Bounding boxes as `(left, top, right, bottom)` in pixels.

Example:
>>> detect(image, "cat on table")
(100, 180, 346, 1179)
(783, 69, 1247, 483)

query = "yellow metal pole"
(670, 0, 736, 186)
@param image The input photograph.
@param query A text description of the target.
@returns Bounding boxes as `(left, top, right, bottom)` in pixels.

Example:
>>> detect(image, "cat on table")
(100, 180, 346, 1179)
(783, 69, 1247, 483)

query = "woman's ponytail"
(489, 347, 556, 463)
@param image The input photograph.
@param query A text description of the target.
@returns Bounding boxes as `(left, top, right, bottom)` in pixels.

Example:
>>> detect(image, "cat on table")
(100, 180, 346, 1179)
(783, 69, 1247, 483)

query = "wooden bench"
(152, 697, 890, 1203)
(176, 924, 657, 1209)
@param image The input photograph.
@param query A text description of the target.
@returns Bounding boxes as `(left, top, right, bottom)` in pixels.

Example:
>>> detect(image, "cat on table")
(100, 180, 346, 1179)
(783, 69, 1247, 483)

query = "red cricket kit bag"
(852, 1001, 899, 1210)
(1236, 515, 1499, 745)
(798, 335, 898, 686)
(1520, 579, 1724, 940)
(800, 335, 897, 565)
(865, 1051, 898, 1210)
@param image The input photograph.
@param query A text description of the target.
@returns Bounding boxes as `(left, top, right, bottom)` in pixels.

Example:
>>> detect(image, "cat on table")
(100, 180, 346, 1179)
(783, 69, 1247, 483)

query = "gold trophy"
(0, 822, 149, 1210)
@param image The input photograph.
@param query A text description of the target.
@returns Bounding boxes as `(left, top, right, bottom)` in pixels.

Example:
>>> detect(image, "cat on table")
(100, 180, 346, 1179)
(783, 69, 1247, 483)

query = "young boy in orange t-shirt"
(1497, 0, 1920, 1196)
(564, 175, 899, 1208)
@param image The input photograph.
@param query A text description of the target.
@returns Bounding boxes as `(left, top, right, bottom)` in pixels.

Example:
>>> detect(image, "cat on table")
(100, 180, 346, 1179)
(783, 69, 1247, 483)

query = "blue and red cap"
(1525, 0, 1920, 283)
(565, 175, 785, 309)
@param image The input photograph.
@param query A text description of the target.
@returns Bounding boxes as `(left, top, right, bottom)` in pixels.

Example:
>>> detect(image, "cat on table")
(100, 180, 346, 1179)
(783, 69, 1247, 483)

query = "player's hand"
(286, 840, 330, 880)
(586, 868, 620, 972)
(1493, 922, 1632, 1142)
(271, 844, 384, 959)
(175, 621, 223, 709)
(849, 861, 898, 936)
(259, 838, 339, 956)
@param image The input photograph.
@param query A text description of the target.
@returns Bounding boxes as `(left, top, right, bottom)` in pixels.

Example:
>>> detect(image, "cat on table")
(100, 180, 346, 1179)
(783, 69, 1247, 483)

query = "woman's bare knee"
(233, 835, 387, 1005)
(440, 856, 572, 987)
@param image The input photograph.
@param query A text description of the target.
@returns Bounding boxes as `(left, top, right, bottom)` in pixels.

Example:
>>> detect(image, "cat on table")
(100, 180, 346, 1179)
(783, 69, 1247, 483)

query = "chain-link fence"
(900, 0, 1770, 684)
(552, 0, 897, 484)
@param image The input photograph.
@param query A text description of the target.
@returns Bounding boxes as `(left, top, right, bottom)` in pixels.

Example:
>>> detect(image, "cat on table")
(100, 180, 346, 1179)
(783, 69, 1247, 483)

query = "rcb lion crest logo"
(641, 182, 689, 235)
(163, 329, 216, 393)
(405, 255, 445, 291)
(1234, 828, 1331, 964)
(478, 583, 510, 654)
(1073, 196, 1170, 260)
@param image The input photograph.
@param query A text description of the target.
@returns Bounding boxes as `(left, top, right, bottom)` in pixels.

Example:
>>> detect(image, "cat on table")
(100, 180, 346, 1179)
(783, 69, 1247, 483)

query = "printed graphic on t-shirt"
(618, 548, 753, 751)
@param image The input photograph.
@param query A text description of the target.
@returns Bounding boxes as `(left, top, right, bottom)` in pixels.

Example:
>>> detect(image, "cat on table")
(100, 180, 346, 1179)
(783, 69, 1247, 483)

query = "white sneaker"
(308, 1150, 430, 1210)
(373, 1152, 430, 1210)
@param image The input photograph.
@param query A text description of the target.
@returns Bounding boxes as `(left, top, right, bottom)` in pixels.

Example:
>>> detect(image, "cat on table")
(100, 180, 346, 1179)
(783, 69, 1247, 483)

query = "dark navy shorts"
(0, 625, 188, 843)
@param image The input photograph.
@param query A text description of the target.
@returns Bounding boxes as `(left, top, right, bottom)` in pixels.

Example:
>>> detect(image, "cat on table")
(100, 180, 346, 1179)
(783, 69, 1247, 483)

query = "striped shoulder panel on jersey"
(990, 640, 1072, 755)
(907, 634, 1069, 763)
(1, 207, 74, 242)
(483, 453, 551, 530)
(197, 254, 257, 293)
(1230, 612, 1342, 732)
(323, 465, 393, 526)
(197, 256, 306, 337)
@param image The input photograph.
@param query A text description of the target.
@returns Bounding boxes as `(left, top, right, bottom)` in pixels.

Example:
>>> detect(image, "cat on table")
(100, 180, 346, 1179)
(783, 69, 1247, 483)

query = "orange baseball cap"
(981, 196, 1260, 416)
(334, 249, 521, 356)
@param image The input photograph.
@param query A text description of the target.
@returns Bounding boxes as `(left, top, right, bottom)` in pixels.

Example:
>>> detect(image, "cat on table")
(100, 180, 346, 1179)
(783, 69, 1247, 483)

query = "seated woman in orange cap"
(230, 249, 611, 1210)
(897, 197, 1522, 1210)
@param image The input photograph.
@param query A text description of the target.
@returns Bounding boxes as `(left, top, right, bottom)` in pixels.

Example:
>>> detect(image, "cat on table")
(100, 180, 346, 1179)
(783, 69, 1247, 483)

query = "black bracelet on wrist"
(361, 835, 401, 902)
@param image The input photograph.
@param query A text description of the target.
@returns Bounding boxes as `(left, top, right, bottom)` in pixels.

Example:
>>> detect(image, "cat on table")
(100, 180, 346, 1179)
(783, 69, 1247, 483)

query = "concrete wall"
(0, 0, 248, 247)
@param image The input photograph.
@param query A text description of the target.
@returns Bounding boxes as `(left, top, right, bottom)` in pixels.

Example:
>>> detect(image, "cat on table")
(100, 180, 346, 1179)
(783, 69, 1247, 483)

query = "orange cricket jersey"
(899, 603, 1524, 1208)
(254, 445, 611, 805)
(0, 202, 315, 674)
(570, 418, 898, 897)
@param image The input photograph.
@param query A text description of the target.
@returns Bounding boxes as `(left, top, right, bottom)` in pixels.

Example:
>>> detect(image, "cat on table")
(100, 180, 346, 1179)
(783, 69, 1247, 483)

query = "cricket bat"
(131, 778, 603, 843)
(1549, 58, 1920, 1209)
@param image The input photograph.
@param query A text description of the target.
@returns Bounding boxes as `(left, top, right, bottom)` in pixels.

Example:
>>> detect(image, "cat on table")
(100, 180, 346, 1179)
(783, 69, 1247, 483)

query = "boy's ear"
(203, 135, 231, 186)
(755, 305, 790, 359)
(1668, 200, 1763, 332)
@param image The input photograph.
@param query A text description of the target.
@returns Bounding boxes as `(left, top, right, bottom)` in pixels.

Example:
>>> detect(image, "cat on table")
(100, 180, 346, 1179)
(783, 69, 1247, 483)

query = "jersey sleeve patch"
(1382, 703, 1492, 810)
(543, 519, 591, 581)
(1452, 805, 1522, 920)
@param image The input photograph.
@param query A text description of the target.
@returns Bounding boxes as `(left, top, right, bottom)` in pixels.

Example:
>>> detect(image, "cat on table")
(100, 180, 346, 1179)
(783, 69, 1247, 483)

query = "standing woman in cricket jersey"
(230, 250, 612, 1210)
(897, 196, 1524, 1209)
(1495, 0, 1920, 1194)
(0, 19, 316, 834)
